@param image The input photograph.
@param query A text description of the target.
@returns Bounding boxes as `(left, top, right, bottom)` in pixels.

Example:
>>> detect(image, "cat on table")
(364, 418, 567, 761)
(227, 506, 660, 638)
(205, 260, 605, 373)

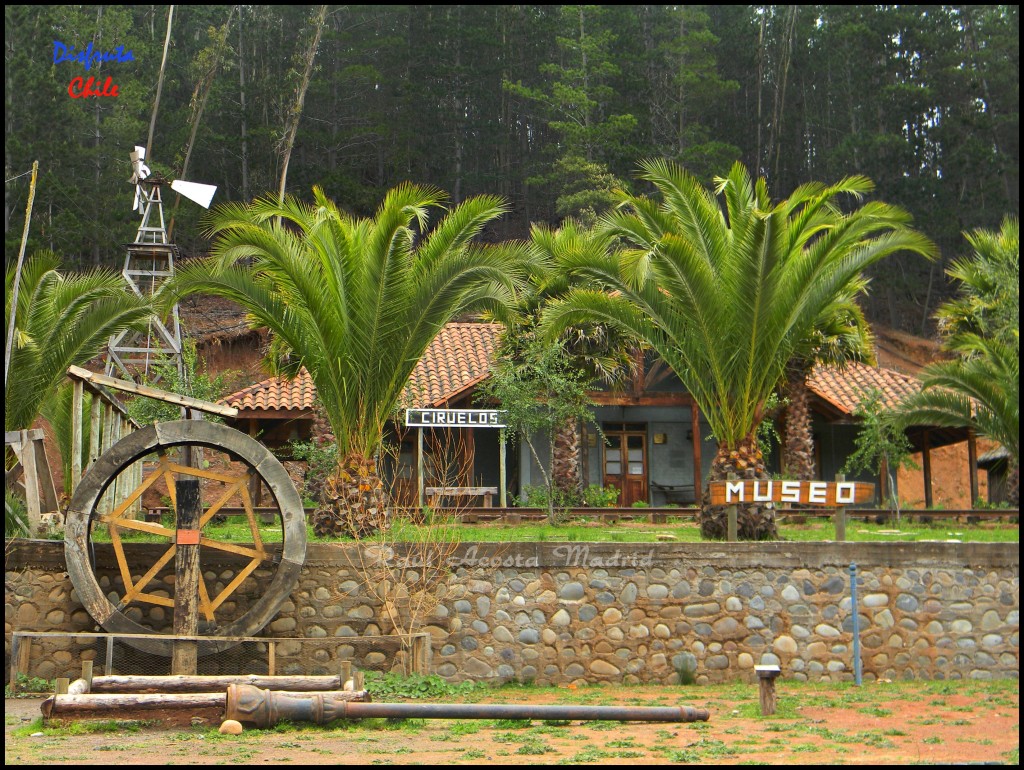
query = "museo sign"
(708, 479, 875, 508)
(404, 408, 506, 428)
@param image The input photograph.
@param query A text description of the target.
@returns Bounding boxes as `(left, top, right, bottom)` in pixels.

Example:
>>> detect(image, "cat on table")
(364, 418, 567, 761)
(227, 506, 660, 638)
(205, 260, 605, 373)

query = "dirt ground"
(5, 679, 1018, 765)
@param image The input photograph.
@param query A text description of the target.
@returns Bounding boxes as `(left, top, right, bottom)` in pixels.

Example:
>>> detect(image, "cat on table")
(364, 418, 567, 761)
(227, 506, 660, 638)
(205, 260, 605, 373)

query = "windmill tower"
(105, 146, 216, 382)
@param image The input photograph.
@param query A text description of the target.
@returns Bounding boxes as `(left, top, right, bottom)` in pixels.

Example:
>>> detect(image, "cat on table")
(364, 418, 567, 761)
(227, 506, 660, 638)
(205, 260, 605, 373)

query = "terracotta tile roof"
(806, 361, 921, 416)
(220, 323, 503, 413)
(403, 323, 502, 408)
(221, 369, 318, 412)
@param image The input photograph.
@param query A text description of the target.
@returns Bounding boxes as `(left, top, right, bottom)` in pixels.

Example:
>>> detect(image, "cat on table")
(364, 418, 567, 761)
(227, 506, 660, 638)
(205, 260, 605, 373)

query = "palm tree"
(6, 253, 152, 535)
(894, 334, 1018, 504)
(170, 185, 528, 536)
(501, 220, 637, 504)
(936, 216, 1018, 345)
(5, 252, 152, 434)
(896, 217, 1019, 504)
(540, 160, 935, 539)
(779, 286, 875, 481)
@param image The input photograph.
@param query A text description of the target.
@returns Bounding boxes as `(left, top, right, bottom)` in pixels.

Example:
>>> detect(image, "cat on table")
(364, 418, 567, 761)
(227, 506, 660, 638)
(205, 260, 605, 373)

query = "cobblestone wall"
(6, 540, 1019, 685)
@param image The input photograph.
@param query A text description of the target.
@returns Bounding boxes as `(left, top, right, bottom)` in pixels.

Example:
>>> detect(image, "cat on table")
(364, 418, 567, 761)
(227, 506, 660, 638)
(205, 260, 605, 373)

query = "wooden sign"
(405, 408, 506, 428)
(708, 479, 874, 507)
(175, 529, 201, 545)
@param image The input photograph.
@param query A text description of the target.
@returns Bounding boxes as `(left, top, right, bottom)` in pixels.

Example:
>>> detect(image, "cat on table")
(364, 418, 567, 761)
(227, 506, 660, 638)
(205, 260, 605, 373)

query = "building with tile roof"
(220, 323, 978, 508)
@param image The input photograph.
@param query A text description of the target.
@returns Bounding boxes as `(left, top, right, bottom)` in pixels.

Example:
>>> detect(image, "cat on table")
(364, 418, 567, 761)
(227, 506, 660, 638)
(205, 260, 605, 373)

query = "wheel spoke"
(119, 543, 177, 606)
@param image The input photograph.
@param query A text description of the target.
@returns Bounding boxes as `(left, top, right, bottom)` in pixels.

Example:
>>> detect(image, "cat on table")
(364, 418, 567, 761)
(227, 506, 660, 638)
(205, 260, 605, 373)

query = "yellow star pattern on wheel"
(100, 454, 270, 622)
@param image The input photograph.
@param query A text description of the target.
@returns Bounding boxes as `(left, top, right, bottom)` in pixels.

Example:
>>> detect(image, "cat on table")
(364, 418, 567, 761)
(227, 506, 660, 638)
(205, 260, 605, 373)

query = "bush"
(582, 484, 620, 508)
(521, 485, 580, 509)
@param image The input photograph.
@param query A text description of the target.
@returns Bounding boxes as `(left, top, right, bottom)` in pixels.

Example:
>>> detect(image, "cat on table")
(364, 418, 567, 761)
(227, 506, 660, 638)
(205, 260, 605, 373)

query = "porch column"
(417, 427, 425, 509)
(921, 430, 933, 509)
(690, 401, 703, 501)
(499, 428, 507, 508)
(967, 430, 979, 506)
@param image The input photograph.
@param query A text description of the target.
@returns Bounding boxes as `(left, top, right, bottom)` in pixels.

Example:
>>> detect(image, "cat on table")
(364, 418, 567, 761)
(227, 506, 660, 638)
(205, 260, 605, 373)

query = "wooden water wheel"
(64, 421, 307, 656)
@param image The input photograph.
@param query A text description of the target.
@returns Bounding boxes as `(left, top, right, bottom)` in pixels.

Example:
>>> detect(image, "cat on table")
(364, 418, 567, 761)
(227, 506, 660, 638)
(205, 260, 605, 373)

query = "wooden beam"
(67, 365, 237, 418)
(589, 392, 693, 407)
(4, 429, 44, 445)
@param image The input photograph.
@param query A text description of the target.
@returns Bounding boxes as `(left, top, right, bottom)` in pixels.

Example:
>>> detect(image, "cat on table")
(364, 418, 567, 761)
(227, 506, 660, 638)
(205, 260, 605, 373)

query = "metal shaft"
(338, 701, 710, 723)
(226, 684, 709, 728)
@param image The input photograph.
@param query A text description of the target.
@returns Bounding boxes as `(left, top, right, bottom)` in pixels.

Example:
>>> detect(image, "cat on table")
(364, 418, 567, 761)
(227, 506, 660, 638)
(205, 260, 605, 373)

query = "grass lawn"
(88, 511, 1019, 545)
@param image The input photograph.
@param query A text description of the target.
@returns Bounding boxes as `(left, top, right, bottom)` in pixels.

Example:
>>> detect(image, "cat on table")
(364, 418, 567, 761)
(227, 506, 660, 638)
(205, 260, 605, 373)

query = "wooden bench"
(651, 483, 696, 505)
(425, 486, 499, 509)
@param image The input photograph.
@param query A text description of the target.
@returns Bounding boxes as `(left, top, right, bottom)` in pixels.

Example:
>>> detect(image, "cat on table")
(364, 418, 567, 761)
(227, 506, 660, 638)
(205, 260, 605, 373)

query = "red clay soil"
(6, 680, 1019, 765)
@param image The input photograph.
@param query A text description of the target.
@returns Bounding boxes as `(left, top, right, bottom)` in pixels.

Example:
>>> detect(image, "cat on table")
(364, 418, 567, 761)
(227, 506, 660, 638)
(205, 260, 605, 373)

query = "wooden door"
(603, 427, 648, 506)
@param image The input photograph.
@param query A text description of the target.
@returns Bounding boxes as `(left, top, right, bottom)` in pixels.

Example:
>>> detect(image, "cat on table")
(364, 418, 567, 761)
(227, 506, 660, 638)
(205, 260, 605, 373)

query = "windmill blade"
(129, 146, 151, 184)
(171, 179, 218, 209)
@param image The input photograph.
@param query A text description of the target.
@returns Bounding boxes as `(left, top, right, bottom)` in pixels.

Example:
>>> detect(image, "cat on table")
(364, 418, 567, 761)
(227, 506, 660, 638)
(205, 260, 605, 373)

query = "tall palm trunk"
(552, 417, 583, 502)
(700, 434, 778, 540)
(782, 369, 816, 480)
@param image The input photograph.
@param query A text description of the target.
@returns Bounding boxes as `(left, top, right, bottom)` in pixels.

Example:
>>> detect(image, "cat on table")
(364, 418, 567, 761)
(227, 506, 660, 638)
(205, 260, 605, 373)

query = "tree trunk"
(313, 452, 389, 538)
(277, 5, 328, 203)
(699, 434, 778, 540)
(781, 370, 816, 480)
(552, 417, 582, 502)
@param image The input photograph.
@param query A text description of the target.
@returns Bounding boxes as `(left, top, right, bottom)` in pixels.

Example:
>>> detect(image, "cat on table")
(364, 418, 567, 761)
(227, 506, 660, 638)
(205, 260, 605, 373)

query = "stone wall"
(5, 540, 1019, 685)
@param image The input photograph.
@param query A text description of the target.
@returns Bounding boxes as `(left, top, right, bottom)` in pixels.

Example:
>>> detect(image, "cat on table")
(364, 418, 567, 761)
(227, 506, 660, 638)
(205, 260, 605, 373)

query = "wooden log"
(67, 678, 90, 695)
(42, 690, 371, 720)
(42, 692, 226, 719)
(86, 674, 345, 694)
(172, 478, 201, 675)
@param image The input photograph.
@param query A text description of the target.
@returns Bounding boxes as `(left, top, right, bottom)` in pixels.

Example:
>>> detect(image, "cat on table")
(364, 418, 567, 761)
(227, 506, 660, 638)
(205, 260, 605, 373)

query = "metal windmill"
(105, 146, 217, 382)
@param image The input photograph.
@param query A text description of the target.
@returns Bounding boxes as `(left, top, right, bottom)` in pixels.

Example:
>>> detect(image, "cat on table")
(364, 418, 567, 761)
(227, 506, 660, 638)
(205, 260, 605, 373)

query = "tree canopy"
(6, 5, 1018, 336)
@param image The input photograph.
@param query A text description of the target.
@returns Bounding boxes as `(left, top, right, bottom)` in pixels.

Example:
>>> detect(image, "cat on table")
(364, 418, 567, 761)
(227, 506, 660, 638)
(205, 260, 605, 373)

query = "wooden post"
(89, 395, 102, 467)
(20, 429, 42, 531)
(967, 430, 979, 506)
(691, 402, 703, 502)
(411, 633, 430, 675)
(499, 428, 507, 508)
(268, 641, 276, 677)
(921, 429, 933, 509)
(99, 405, 114, 515)
(55, 677, 70, 695)
(71, 380, 84, 491)
(417, 427, 425, 510)
(9, 635, 32, 693)
(81, 660, 94, 691)
(834, 473, 847, 542)
(172, 478, 202, 675)
(756, 665, 782, 715)
(340, 660, 352, 689)
(878, 456, 890, 516)
(726, 472, 738, 542)
(105, 636, 115, 676)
